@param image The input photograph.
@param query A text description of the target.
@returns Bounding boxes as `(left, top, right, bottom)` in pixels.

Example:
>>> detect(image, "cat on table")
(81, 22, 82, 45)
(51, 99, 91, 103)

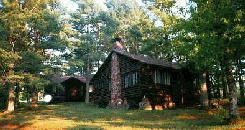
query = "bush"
(210, 99, 229, 109)
(44, 83, 64, 96)
(213, 107, 229, 121)
(239, 97, 245, 106)
(44, 83, 65, 103)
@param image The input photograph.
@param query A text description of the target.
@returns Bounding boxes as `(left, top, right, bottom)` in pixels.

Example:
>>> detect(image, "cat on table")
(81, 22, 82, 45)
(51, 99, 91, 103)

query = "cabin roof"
(51, 75, 88, 84)
(113, 50, 181, 69)
(90, 50, 182, 82)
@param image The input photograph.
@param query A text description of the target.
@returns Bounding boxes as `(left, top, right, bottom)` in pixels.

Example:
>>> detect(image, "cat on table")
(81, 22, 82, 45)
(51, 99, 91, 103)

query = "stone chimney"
(112, 38, 125, 52)
(108, 38, 128, 109)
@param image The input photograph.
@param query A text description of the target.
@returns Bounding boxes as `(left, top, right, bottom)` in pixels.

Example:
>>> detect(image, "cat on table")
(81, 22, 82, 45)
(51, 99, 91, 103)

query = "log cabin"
(90, 42, 199, 109)
(51, 76, 87, 102)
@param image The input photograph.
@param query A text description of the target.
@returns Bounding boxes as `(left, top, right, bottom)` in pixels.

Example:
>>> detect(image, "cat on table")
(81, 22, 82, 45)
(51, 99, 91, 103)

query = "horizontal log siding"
(118, 55, 143, 108)
(91, 52, 196, 107)
(91, 60, 111, 107)
(138, 65, 182, 106)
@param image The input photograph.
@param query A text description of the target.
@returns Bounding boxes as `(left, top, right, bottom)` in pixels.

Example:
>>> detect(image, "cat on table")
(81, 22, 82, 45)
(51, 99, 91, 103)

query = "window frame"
(123, 71, 138, 88)
(154, 69, 171, 85)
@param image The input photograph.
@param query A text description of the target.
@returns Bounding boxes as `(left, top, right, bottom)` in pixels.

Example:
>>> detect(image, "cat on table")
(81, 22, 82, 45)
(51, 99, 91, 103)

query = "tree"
(173, 0, 245, 122)
(21, 0, 64, 107)
(0, 0, 65, 110)
(0, 0, 27, 112)
(106, 0, 146, 53)
(237, 58, 245, 105)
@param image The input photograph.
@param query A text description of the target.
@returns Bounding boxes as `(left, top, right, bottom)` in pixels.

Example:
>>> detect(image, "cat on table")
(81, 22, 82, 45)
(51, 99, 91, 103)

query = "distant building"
(51, 76, 88, 102)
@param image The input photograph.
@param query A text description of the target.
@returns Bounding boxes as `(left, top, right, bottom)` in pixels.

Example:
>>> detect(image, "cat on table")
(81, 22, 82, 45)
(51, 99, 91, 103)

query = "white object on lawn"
(44, 95, 52, 103)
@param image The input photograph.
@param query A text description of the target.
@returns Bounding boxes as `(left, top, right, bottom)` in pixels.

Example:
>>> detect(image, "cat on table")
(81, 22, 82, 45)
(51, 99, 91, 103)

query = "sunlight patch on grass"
(176, 115, 200, 120)
(126, 112, 133, 115)
(28, 118, 76, 130)
(0, 103, 244, 130)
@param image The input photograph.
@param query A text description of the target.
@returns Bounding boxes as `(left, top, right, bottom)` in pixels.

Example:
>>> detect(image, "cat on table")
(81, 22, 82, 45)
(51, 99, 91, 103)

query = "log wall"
(90, 52, 197, 108)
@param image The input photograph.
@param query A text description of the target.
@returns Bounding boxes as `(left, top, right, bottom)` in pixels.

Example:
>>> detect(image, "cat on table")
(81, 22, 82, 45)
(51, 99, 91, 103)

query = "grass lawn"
(0, 102, 244, 130)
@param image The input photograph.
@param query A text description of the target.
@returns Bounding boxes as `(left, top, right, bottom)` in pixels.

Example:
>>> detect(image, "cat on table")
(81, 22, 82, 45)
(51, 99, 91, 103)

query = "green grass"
(0, 102, 244, 130)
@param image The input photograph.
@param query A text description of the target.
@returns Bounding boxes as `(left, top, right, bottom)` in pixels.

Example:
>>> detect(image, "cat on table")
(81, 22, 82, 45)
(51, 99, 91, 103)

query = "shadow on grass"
(1, 102, 244, 129)
(40, 102, 228, 129)
(0, 105, 49, 129)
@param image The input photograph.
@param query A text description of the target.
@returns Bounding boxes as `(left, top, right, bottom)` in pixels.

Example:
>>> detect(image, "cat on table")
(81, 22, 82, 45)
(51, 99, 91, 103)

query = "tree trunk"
(27, 93, 31, 103)
(238, 59, 244, 105)
(7, 83, 15, 112)
(179, 73, 184, 105)
(221, 60, 228, 98)
(85, 58, 90, 104)
(214, 85, 220, 98)
(222, 76, 228, 98)
(207, 74, 214, 100)
(217, 85, 221, 98)
(238, 74, 244, 105)
(225, 64, 239, 120)
(85, 81, 90, 104)
(200, 72, 209, 108)
(31, 86, 38, 108)
(15, 83, 20, 108)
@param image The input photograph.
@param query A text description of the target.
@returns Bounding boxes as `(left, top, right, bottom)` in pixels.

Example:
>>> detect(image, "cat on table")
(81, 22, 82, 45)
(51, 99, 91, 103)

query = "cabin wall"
(138, 64, 177, 108)
(118, 55, 142, 108)
(118, 56, 184, 108)
(90, 52, 198, 108)
(90, 60, 111, 107)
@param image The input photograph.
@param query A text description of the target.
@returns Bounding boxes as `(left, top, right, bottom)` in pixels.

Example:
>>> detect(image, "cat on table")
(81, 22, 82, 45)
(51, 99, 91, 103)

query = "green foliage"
(30, 77, 50, 89)
(174, 0, 245, 71)
(172, 0, 245, 120)
(64, 0, 120, 75)
(44, 82, 64, 96)
(210, 108, 229, 122)
(0, 0, 66, 110)
(0, 49, 21, 75)
(17, 52, 44, 74)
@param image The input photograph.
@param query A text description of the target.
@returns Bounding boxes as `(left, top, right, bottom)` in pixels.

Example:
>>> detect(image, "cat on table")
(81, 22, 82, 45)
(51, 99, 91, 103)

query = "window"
(124, 72, 138, 88)
(124, 75, 129, 88)
(108, 79, 111, 91)
(132, 73, 138, 85)
(154, 69, 171, 85)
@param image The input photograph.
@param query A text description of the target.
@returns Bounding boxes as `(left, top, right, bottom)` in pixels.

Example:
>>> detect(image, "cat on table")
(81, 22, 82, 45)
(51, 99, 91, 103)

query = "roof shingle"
(51, 75, 88, 83)
(113, 50, 181, 69)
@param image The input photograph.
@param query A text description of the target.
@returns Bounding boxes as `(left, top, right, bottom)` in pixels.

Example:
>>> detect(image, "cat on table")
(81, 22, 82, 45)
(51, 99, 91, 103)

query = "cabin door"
(68, 86, 81, 101)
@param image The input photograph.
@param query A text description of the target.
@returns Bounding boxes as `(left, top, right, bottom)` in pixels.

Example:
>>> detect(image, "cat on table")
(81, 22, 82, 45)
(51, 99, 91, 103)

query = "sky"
(59, 0, 191, 15)
(59, 0, 191, 27)
(60, 0, 106, 12)
(59, 0, 78, 12)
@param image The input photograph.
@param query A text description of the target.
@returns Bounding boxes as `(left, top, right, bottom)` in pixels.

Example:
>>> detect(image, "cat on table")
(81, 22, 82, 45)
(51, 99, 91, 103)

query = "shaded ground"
(0, 103, 244, 130)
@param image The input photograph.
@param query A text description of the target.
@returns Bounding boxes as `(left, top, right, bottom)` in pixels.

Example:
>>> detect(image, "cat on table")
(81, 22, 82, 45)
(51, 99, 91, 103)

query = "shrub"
(210, 99, 229, 109)
(213, 107, 229, 121)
